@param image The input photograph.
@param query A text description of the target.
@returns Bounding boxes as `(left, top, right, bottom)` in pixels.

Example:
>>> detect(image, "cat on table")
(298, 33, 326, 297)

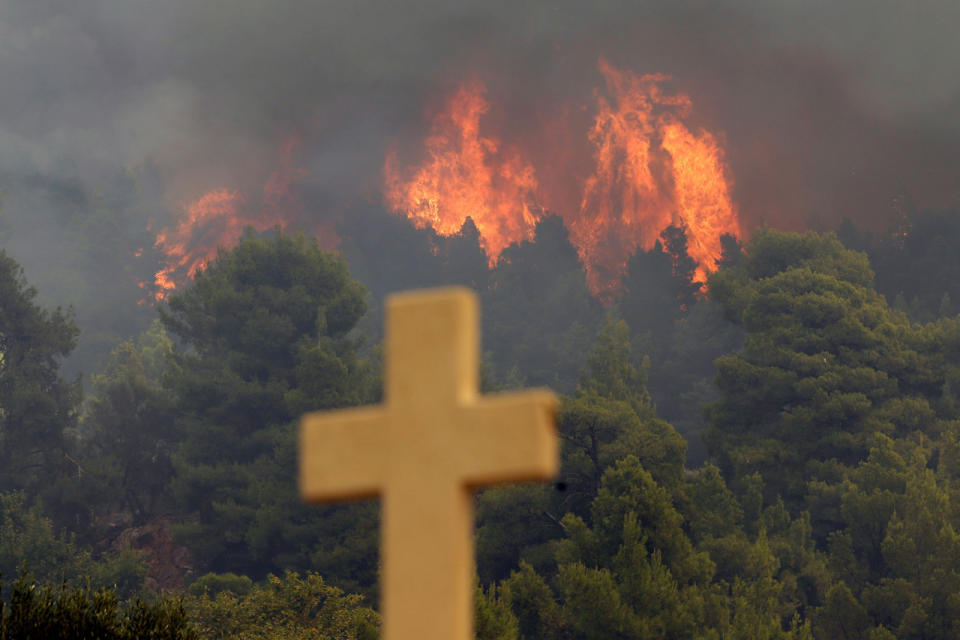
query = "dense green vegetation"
(4, 208, 960, 637)
(0, 573, 194, 639)
(0, 250, 79, 497)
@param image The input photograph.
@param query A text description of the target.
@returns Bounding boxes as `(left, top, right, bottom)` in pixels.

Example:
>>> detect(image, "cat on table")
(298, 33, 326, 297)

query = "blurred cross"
(300, 287, 557, 640)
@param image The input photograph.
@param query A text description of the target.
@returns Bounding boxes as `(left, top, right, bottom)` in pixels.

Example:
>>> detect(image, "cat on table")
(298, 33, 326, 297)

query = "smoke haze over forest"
(1, 0, 959, 373)
(10, 5, 960, 634)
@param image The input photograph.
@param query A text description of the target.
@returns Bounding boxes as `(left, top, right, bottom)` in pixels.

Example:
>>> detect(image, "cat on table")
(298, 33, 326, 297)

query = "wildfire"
(385, 59, 741, 297)
(147, 135, 328, 301)
(151, 189, 247, 297)
(384, 81, 541, 264)
(148, 61, 741, 303)
(659, 120, 740, 282)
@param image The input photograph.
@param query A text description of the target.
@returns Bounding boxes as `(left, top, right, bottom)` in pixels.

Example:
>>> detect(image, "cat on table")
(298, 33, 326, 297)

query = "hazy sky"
(2, 0, 959, 282)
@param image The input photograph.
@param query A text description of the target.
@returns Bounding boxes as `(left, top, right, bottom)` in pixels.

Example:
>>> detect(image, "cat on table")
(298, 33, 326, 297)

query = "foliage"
(479, 226, 960, 638)
(492, 456, 818, 640)
(619, 225, 701, 363)
(0, 572, 195, 640)
(483, 216, 603, 393)
(161, 230, 380, 593)
(618, 226, 743, 466)
(78, 320, 177, 528)
(560, 320, 686, 505)
(13, 218, 960, 636)
(182, 571, 377, 640)
(476, 583, 519, 640)
(0, 249, 80, 496)
(477, 319, 685, 583)
(855, 209, 960, 322)
(705, 229, 932, 502)
(0, 491, 149, 600)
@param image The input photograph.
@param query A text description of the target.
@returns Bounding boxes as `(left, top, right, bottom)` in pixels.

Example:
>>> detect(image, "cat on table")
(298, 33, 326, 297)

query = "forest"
(5, 207, 960, 639)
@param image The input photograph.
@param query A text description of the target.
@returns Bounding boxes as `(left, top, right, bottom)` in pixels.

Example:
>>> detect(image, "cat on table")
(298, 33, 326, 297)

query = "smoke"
(1, 0, 959, 370)
(3, 1, 958, 211)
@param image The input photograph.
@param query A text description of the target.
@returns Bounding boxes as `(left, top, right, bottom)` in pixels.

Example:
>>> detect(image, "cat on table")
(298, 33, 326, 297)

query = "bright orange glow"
(385, 60, 742, 298)
(384, 81, 541, 264)
(659, 119, 740, 283)
(148, 135, 336, 301)
(568, 59, 740, 295)
(570, 64, 677, 296)
(151, 62, 741, 303)
(152, 189, 247, 297)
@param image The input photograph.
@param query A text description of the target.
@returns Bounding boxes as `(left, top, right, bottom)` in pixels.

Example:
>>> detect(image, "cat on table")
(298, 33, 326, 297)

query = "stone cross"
(300, 287, 558, 640)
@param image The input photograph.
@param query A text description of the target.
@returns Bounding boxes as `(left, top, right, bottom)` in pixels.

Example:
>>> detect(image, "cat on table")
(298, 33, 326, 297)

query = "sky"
(1, 0, 958, 321)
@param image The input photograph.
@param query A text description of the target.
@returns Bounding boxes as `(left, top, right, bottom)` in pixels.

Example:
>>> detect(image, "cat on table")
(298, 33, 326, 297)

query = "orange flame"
(150, 63, 740, 303)
(148, 135, 335, 301)
(152, 189, 247, 297)
(385, 60, 741, 298)
(660, 120, 740, 281)
(384, 81, 541, 264)
(570, 59, 740, 295)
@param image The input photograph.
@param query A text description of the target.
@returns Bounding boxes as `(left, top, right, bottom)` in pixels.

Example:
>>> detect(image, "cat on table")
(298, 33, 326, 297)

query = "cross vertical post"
(300, 287, 557, 640)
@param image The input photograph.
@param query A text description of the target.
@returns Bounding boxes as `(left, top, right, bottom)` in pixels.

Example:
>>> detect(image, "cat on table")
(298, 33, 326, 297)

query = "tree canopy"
(8, 217, 960, 636)
(0, 249, 79, 494)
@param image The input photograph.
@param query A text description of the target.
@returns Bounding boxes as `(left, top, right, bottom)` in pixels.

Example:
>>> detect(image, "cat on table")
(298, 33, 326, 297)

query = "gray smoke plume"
(1, 0, 958, 373)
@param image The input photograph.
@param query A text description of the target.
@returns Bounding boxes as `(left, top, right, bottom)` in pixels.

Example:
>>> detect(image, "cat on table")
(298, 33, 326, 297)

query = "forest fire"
(151, 189, 246, 297)
(147, 136, 317, 300)
(385, 59, 741, 296)
(384, 80, 541, 263)
(149, 61, 740, 302)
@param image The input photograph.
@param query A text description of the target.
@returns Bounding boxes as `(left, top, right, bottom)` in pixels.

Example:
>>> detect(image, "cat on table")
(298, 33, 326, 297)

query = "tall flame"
(149, 61, 741, 302)
(384, 81, 541, 264)
(570, 59, 740, 294)
(659, 120, 740, 281)
(385, 60, 741, 297)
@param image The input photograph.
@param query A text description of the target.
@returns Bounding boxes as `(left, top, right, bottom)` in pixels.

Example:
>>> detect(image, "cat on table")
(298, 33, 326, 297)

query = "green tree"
(705, 229, 931, 503)
(492, 455, 820, 639)
(476, 484, 560, 584)
(501, 562, 566, 640)
(0, 249, 80, 495)
(0, 491, 149, 599)
(162, 230, 379, 591)
(0, 573, 195, 640)
(619, 225, 701, 364)
(619, 226, 742, 466)
(483, 216, 603, 393)
(866, 209, 960, 322)
(477, 316, 683, 584)
(586, 457, 709, 583)
(476, 582, 520, 640)
(559, 320, 686, 515)
(183, 571, 377, 640)
(80, 321, 177, 527)
(682, 464, 744, 543)
(815, 582, 869, 640)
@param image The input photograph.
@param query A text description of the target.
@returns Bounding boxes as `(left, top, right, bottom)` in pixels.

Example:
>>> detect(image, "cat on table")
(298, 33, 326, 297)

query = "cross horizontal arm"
(300, 405, 389, 503)
(456, 389, 558, 487)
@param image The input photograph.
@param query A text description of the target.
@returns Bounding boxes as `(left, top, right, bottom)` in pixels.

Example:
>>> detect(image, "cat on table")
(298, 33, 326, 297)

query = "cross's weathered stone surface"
(300, 287, 557, 640)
